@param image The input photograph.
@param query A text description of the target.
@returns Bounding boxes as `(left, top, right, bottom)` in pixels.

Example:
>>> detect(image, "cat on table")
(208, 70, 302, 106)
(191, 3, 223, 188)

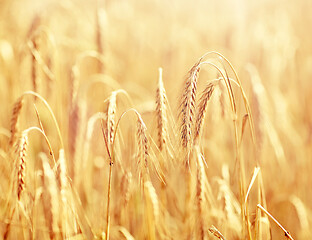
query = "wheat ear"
(120, 171, 132, 207)
(107, 91, 117, 146)
(144, 181, 159, 240)
(111, 109, 150, 185)
(31, 36, 38, 93)
(16, 126, 58, 201)
(136, 112, 150, 185)
(41, 155, 60, 240)
(209, 225, 226, 240)
(9, 96, 24, 147)
(17, 131, 28, 201)
(156, 67, 168, 151)
(180, 60, 201, 152)
(194, 82, 215, 144)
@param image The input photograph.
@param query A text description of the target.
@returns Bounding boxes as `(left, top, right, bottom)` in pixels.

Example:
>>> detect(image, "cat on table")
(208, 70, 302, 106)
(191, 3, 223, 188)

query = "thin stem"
(210, 51, 256, 150)
(101, 120, 113, 240)
(105, 160, 113, 240)
(22, 91, 64, 149)
(257, 204, 294, 240)
(33, 104, 55, 159)
(24, 126, 56, 165)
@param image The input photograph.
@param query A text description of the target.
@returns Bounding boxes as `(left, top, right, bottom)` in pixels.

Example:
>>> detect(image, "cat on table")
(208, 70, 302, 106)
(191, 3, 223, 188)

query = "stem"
(257, 204, 294, 240)
(24, 126, 56, 165)
(33, 104, 55, 159)
(106, 161, 113, 240)
(22, 91, 64, 149)
(101, 120, 113, 240)
(208, 51, 256, 148)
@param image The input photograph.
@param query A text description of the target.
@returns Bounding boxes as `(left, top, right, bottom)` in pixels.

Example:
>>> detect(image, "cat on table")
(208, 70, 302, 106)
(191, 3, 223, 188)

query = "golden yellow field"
(1, 0, 312, 239)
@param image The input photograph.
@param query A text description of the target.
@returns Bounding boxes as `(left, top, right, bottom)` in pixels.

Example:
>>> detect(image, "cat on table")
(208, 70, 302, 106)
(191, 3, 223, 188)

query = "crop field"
(0, 0, 312, 239)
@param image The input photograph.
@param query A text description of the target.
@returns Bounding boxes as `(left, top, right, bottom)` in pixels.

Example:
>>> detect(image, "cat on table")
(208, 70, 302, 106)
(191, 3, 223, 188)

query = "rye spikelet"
(194, 82, 215, 144)
(9, 96, 24, 147)
(17, 131, 28, 200)
(107, 91, 117, 146)
(156, 68, 168, 151)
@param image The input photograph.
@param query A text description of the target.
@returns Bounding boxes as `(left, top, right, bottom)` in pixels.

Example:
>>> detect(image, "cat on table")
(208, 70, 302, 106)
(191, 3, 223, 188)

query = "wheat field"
(1, 0, 312, 239)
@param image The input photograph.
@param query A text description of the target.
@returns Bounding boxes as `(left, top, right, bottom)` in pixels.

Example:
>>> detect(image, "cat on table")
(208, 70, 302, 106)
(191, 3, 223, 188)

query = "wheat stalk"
(100, 119, 113, 240)
(257, 204, 294, 240)
(196, 147, 206, 240)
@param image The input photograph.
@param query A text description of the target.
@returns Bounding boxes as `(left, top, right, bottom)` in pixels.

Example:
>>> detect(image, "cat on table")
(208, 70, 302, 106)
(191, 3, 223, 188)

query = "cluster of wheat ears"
(1, 53, 294, 240)
(1, 1, 311, 240)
